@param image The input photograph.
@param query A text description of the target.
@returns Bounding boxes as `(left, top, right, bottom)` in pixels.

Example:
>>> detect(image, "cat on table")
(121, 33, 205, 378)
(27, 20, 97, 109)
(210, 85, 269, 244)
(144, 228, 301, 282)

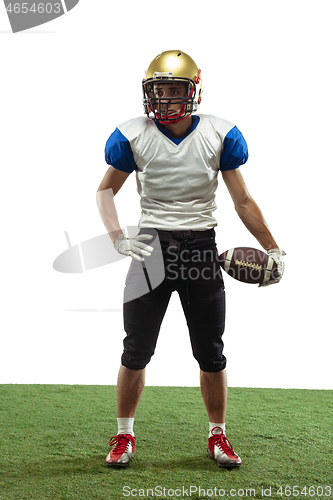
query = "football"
(218, 247, 278, 285)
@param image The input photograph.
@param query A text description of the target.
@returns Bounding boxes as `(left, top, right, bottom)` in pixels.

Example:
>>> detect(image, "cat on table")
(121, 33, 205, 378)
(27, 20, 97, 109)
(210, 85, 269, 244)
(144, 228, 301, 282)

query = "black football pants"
(121, 228, 226, 373)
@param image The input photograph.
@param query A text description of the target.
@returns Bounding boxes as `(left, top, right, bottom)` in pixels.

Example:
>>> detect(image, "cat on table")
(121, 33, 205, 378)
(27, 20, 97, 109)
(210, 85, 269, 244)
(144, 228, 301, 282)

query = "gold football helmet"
(142, 50, 202, 124)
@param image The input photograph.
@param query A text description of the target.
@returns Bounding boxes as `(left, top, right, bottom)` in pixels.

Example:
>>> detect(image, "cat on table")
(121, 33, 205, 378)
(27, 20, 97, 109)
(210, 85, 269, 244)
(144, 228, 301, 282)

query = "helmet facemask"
(143, 76, 198, 124)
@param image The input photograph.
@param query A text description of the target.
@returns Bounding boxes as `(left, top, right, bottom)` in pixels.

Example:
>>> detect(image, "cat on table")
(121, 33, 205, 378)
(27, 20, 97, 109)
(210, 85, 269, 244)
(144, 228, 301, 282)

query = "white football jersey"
(105, 114, 248, 230)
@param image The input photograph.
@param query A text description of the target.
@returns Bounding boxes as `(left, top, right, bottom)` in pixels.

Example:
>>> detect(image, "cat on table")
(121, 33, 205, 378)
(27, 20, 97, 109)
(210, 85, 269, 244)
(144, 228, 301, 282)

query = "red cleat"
(105, 434, 136, 468)
(207, 427, 242, 468)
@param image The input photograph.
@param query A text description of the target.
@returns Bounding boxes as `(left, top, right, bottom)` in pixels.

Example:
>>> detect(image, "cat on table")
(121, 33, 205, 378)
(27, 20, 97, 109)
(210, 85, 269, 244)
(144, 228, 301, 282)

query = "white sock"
(209, 422, 226, 436)
(117, 417, 135, 437)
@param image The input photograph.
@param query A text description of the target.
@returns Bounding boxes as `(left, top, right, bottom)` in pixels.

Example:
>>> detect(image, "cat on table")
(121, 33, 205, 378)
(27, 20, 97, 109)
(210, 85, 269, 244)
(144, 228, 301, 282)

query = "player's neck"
(160, 115, 193, 138)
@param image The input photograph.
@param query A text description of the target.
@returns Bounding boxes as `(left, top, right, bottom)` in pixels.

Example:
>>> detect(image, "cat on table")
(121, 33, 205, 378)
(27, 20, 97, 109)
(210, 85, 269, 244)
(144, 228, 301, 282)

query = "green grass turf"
(0, 385, 332, 500)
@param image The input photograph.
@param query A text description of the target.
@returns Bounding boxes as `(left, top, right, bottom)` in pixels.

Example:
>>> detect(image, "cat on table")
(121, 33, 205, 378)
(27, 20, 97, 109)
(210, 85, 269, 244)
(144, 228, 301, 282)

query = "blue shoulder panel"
(105, 128, 137, 173)
(220, 126, 249, 171)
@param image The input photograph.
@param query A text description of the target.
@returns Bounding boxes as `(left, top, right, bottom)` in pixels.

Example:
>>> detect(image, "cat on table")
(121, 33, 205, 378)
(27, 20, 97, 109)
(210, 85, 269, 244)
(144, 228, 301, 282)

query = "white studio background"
(1, 0, 332, 389)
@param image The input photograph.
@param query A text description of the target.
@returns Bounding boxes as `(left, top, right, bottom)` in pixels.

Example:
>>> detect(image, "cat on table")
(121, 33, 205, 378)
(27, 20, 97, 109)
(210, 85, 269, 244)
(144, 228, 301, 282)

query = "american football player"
(97, 50, 285, 468)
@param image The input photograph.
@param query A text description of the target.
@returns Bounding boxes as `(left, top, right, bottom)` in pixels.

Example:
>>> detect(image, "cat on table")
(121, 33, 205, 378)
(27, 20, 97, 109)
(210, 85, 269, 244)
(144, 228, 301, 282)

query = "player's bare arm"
(97, 165, 130, 195)
(96, 166, 154, 260)
(96, 166, 129, 243)
(222, 168, 278, 252)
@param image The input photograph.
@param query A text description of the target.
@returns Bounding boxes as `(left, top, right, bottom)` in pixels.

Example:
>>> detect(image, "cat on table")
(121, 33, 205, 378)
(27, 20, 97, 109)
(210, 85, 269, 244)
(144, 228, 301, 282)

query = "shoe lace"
(213, 432, 238, 458)
(109, 434, 132, 454)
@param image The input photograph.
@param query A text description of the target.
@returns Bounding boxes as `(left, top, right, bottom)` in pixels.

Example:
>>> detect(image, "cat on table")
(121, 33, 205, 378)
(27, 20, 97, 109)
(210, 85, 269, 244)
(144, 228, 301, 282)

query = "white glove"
(114, 234, 154, 262)
(260, 248, 286, 287)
